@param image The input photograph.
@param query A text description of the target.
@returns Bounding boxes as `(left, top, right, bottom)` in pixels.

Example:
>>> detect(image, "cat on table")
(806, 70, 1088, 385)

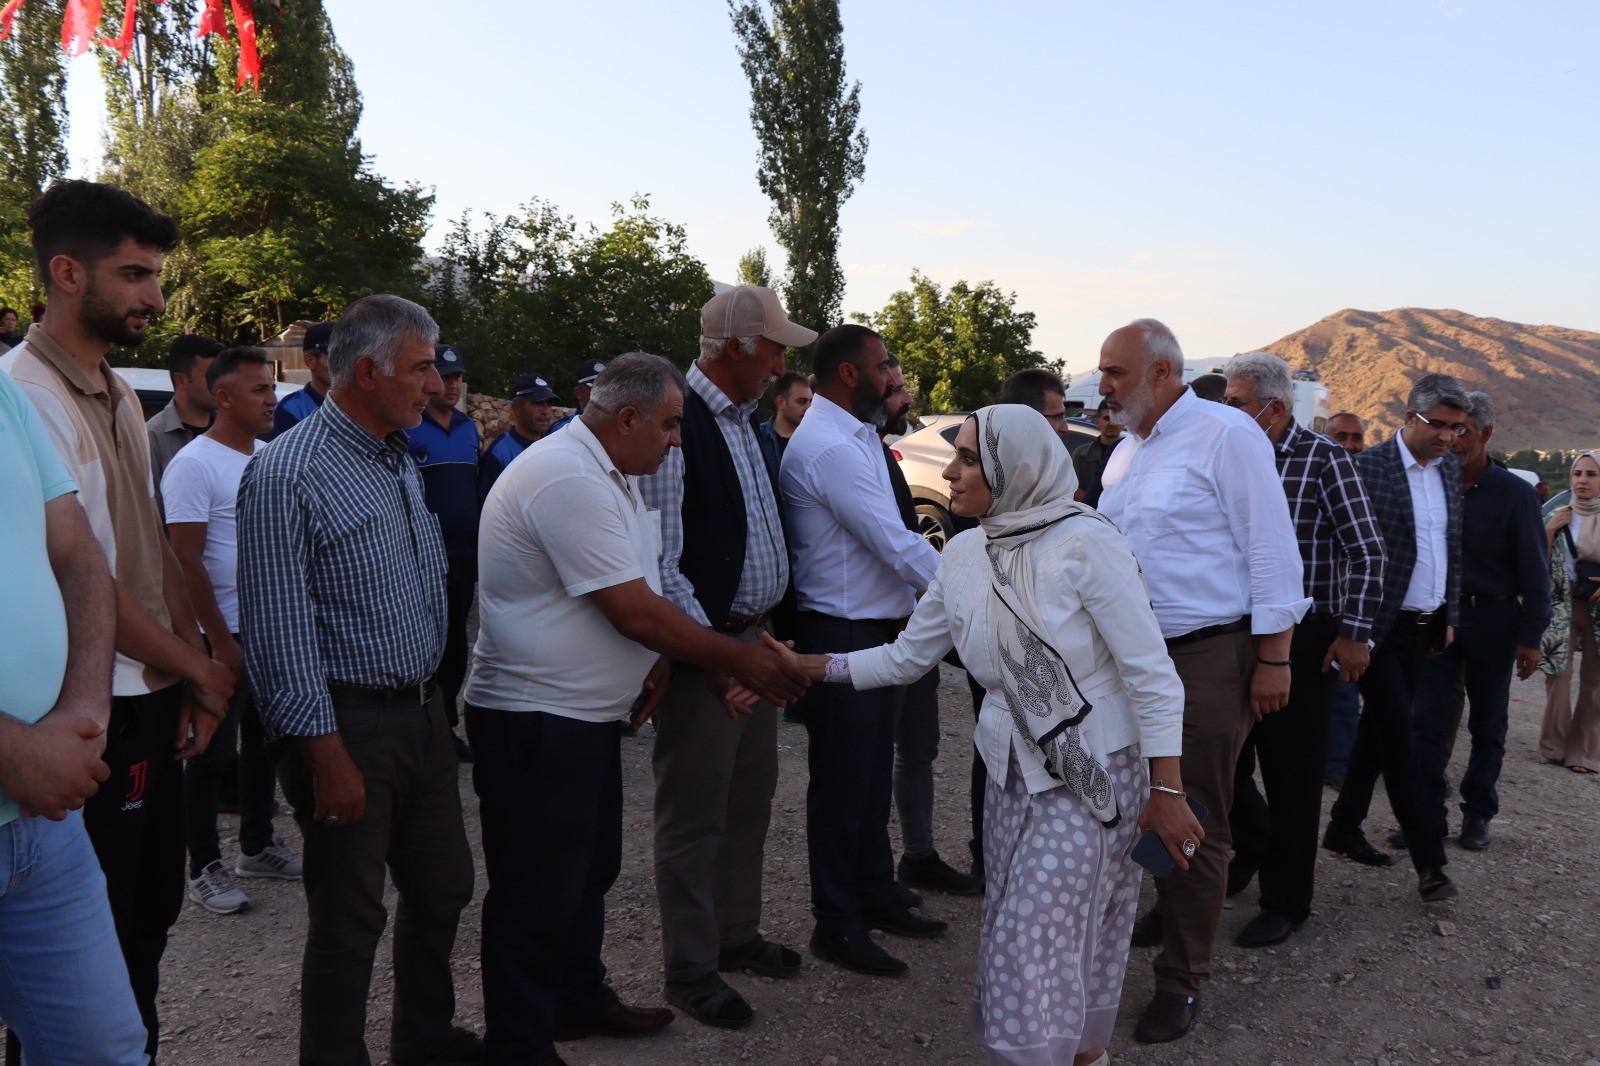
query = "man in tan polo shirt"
(1, 179, 235, 1061)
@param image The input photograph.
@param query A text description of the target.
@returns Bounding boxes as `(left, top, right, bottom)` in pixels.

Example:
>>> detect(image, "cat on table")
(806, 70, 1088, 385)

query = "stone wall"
(465, 393, 573, 452)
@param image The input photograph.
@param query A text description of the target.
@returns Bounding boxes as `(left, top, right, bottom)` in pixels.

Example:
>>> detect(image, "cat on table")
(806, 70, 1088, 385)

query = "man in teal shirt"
(0, 370, 148, 1062)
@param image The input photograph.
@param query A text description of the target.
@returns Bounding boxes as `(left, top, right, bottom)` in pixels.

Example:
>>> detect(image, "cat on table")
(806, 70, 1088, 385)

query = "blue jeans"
(1325, 680, 1361, 777)
(0, 811, 148, 1064)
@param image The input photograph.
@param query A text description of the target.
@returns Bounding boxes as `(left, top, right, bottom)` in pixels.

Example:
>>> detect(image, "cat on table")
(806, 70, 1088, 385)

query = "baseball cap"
(435, 343, 467, 377)
(302, 322, 334, 353)
(575, 358, 607, 386)
(511, 374, 556, 402)
(701, 285, 818, 347)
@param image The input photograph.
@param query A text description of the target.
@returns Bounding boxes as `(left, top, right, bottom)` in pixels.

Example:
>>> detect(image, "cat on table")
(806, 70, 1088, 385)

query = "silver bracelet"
(1150, 782, 1186, 798)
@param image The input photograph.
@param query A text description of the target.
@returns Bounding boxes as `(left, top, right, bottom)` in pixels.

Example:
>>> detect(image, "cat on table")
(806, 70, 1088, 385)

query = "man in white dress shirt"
(1095, 319, 1309, 1045)
(780, 324, 946, 978)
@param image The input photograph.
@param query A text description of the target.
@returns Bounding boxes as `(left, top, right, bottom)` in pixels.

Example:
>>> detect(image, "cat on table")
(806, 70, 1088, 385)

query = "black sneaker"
(898, 851, 983, 896)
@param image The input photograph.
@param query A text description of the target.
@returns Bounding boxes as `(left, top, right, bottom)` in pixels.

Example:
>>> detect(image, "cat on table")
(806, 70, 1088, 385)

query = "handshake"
(628, 631, 832, 730)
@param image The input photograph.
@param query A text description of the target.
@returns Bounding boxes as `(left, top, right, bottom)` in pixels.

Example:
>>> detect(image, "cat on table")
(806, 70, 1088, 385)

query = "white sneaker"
(235, 840, 303, 880)
(189, 860, 250, 914)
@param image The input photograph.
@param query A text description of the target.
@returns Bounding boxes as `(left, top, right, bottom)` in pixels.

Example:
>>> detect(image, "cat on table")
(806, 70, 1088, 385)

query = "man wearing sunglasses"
(1322, 374, 1468, 903)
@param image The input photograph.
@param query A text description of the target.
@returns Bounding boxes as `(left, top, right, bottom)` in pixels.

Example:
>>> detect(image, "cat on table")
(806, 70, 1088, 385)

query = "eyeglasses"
(1412, 411, 1469, 436)
(1042, 410, 1071, 426)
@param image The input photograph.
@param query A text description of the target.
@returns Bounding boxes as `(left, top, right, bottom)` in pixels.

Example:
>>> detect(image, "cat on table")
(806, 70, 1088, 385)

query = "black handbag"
(1564, 527, 1600, 600)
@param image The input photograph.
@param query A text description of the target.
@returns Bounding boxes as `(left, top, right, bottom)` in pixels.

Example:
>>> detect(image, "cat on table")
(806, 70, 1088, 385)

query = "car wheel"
(915, 502, 954, 553)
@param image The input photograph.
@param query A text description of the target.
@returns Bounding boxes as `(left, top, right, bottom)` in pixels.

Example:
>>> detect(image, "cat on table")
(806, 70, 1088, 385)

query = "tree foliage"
(425, 196, 714, 397)
(736, 246, 773, 288)
(858, 271, 1055, 413)
(729, 0, 866, 334)
(0, 0, 68, 310)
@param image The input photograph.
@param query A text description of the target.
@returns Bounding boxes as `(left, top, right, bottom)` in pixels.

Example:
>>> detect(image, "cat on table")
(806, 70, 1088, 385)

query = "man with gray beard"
(1095, 319, 1308, 1044)
(781, 325, 945, 978)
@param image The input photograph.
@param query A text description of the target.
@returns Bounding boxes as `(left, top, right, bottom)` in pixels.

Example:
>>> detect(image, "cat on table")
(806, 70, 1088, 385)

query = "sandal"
(718, 935, 802, 978)
(1571, 765, 1597, 775)
(665, 975, 754, 1030)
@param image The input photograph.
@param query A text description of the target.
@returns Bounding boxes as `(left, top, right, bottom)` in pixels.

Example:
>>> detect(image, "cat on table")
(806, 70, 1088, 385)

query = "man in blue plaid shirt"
(1220, 353, 1386, 949)
(237, 295, 481, 1066)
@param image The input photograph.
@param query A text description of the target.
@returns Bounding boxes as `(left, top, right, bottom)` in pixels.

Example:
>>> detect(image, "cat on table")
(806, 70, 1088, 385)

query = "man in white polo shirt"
(463, 353, 808, 1065)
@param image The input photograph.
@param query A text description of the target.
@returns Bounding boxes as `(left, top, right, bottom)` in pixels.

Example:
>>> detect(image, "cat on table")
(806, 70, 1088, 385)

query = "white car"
(114, 366, 302, 420)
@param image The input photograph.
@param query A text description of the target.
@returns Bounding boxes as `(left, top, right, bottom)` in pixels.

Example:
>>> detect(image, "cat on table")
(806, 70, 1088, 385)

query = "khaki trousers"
(1153, 629, 1256, 998)
(1541, 606, 1600, 774)
(652, 625, 780, 984)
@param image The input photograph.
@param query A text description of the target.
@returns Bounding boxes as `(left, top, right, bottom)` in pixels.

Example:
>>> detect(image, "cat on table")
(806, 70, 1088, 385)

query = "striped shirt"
(639, 362, 788, 625)
(1274, 420, 1387, 643)
(237, 396, 448, 739)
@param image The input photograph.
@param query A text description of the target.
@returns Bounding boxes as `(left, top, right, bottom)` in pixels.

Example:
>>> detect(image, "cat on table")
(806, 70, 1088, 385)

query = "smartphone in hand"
(1131, 796, 1209, 877)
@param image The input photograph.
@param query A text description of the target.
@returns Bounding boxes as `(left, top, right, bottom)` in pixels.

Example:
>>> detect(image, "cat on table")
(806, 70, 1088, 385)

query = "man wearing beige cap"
(639, 285, 816, 1029)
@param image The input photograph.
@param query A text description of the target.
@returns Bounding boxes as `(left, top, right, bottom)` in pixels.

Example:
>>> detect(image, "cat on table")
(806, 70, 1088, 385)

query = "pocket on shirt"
(1128, 467, 1190, 532)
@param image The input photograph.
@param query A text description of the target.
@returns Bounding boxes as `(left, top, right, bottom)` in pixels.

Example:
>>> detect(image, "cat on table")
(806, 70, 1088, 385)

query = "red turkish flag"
(60, 0, 101, 55)
(0, 0, 27, 42)
(195, 0, 225, 38)
(230, 0, 258, 90)
(99, 0, 136, 61)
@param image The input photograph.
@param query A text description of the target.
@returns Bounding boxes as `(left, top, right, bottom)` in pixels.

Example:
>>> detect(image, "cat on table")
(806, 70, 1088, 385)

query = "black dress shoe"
(1235, 909, 1303, 948)
(1133, 990, 1199, 1044)
(809, 929, 907, 976)
(1226, 857, 1259, 898)
(1417, 865, 1458, 902)
(1459, 816, 1490, 850)
(862, 900, 948, 938)
(391, 1025, 487, 1064)
(1322, 825, 1394, 867)
(891, 881, 925, 910)
(1129, 907, 1163, 948)
(898, 851, 984, 896)
(554, 1000, 674, 1041)
(1386, 828, 1407, 849)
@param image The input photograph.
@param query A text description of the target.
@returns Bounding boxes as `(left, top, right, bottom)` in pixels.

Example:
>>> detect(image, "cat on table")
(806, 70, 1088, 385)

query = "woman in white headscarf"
(1539, 451, 1600, 773)
(771, 405, 1200, 1066)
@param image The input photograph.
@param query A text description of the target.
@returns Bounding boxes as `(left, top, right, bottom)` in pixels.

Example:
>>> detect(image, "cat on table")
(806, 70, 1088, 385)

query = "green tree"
(0, 0, 68, 310)
(736, 246, 772, 287)
(858, 271, 1055, 412)
(425, 196, 713, 396)
(730, 0, 866, 333)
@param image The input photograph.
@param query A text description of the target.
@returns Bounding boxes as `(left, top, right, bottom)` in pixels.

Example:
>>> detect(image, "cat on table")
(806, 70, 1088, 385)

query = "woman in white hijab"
(771, 405, 1201, 1066)
(1539, 450, 1600, 773)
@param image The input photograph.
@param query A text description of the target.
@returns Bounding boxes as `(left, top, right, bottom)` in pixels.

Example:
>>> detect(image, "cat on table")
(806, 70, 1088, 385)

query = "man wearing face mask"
(1219, 353, 1386, 948)
(780, 325, 945, 978)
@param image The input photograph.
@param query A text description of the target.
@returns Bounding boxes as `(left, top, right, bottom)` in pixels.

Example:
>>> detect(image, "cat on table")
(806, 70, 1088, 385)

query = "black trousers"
(185, 638, 275, 876)
(1329, 613, 1449, 872)
(437, 557, 477, 728)
(793, 612, 903, 933)
(465, 706, 622, 1064)
(82, 686, 186, 1062)
(1229, 614, 1341, 921)
(274, 690, 475, 1066)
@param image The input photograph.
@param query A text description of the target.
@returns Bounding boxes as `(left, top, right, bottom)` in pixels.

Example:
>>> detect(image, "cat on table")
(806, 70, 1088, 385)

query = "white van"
(1063, 365, 1332, 433)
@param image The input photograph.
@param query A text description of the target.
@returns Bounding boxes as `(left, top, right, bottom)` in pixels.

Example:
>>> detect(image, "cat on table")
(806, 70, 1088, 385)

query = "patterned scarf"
(972, 405, 1121, 826)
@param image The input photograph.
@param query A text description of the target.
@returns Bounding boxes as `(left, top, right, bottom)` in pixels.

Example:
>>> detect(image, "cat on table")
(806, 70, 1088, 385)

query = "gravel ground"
(148, 666, 1600, 1065)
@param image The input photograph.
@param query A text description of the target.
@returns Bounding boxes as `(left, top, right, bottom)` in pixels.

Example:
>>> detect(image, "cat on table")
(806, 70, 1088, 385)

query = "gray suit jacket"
(1353, 435, 1462, 645)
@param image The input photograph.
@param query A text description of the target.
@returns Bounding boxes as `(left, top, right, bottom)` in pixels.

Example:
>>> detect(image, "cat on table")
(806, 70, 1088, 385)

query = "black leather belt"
(1395, 608, 1447, 626)
(1165, 617, 1250, 648)
(1459, 594, 1510, 608)
(717, 611, 772, 635)
(329, 677, 435, 708)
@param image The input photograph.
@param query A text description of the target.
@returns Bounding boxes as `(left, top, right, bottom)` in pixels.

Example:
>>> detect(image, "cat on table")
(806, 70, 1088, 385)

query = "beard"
(82, 277, 156, 347)
(850, 373, 892, 428)
(883, 401, 912, 436)
(1108, 377, 1155, 428)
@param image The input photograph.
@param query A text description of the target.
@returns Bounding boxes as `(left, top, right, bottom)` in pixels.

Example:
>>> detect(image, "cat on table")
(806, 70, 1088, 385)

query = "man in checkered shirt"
(1220, 352, 1387, 949)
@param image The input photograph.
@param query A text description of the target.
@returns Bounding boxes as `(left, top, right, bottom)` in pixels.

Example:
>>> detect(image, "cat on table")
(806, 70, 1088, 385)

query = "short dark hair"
(168, 334, 224, 379)
(206, 346, 270, 391)
(773, 371, 809, 399)
(0, 306, 16, 319)
(997, 368, 1066, 413)
(27, 180, 179, 290)
(813, 324, 881, 385)
(1190, 373, 1228, 402)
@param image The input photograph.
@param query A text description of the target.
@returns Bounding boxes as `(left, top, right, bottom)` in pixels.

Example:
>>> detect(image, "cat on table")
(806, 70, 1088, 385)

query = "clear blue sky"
(64, 0, 1599, 376)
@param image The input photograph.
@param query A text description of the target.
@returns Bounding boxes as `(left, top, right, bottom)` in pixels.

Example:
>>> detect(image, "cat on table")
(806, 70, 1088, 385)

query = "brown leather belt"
(717, 611, 772, 635)
(329, 677, 436, 708)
